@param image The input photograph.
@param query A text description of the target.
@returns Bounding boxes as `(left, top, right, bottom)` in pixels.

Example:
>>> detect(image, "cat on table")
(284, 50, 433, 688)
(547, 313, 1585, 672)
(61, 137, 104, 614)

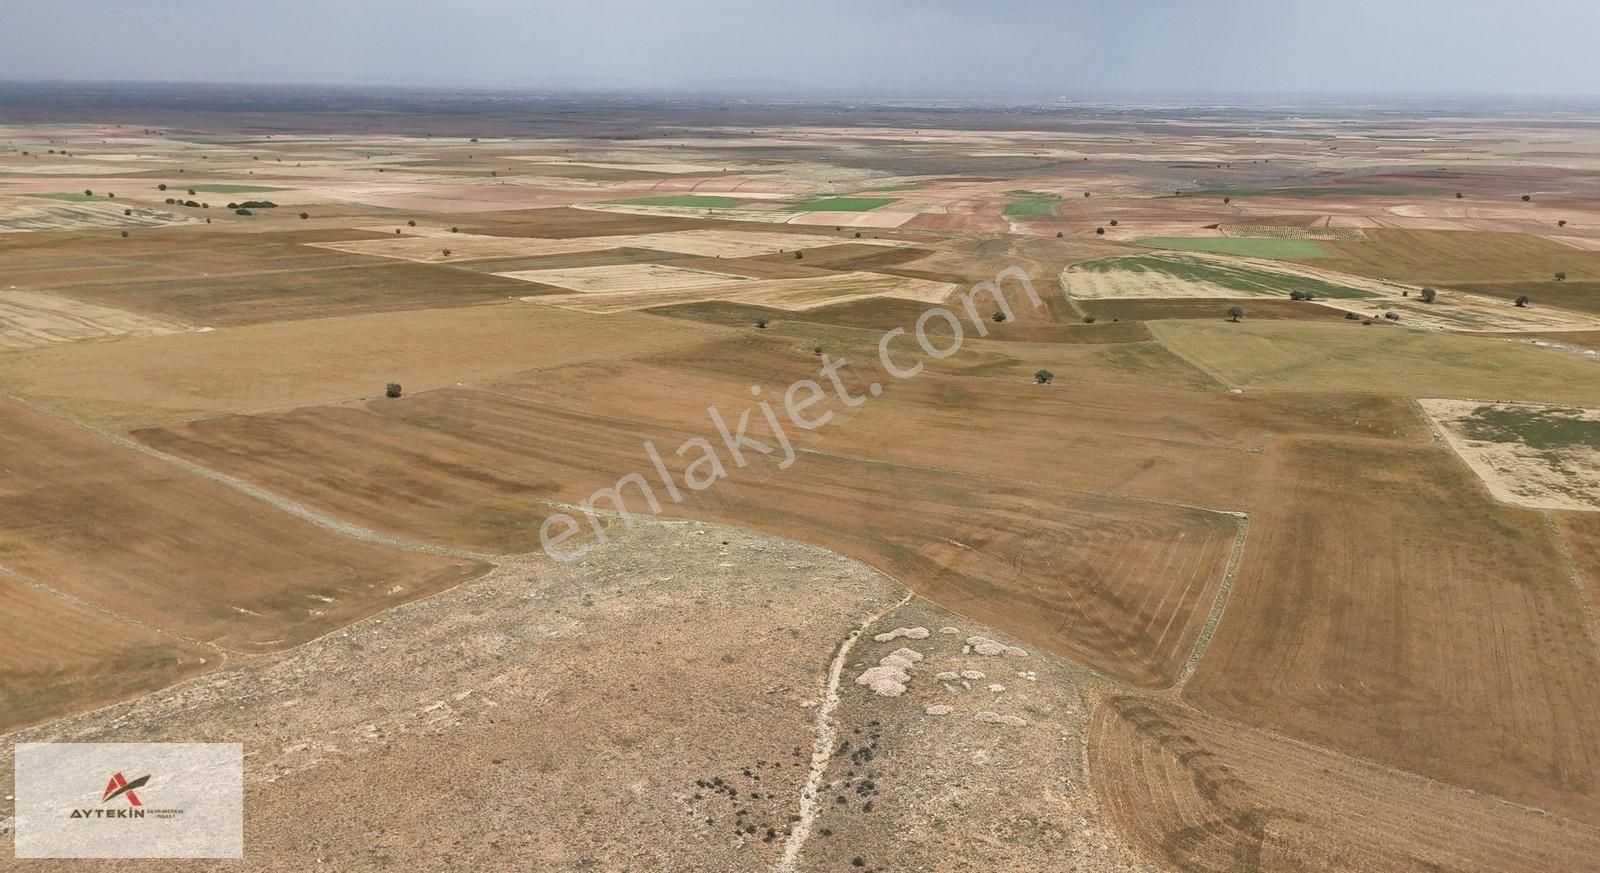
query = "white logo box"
(13, 743, 243, 859)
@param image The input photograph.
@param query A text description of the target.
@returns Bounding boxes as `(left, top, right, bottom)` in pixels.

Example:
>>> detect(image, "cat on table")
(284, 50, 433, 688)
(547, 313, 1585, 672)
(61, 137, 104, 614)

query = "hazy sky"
(2, 0, 1597, 97)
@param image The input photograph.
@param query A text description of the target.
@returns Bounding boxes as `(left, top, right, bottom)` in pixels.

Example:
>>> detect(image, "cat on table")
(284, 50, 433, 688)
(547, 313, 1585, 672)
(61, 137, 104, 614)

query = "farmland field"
(1137, 236, 1331, 259)
(1315, 229, 1600, 284)
(1064, 253, 1376, 299)
(1150, 320, 1600, 404)
(784, 196, 898, 211)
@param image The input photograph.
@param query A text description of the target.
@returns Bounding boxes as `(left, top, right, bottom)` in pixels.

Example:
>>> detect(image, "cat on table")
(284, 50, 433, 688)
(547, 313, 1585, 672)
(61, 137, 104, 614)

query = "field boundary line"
(3, 392, 498, 562)
(776, 591, 914, 873)
(1173, 512, 1250, 687)
(1142, 321, 1242, 391)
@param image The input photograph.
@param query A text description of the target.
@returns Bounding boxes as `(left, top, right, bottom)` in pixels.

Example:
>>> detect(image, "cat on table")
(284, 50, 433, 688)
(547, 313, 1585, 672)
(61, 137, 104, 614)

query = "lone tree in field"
(1096, 227, 1106, 235)
(83, 189, 92, 196)
(1556, 271, 1567, 281)
(385, 383, 403, 398)
(992, 310, 1007, 323)
(441, 248, 452, 257)
(1082, 315, 1096, 324)
(754, 316, 769, 329)
(1223, 196, 1231, 205)
(1559, 219, 1568, 227)
(794, 250, 803, 259)
(120, 230, 129, 238)
(1515, 295, 1531, 308)
(1419, 287, 1437, 303)
(1227, 305, 1245, 322)
(1522, 194, 1532, 202)
(1034, 369, 1054, 384)
(187, 189, 196, 196)
(1455, 192, 1463, 199)
(158, 183, 167, 191)
(1110, 219, 1119, 226)
(407, 220, 417, 227)
(299, 212, 309, 219)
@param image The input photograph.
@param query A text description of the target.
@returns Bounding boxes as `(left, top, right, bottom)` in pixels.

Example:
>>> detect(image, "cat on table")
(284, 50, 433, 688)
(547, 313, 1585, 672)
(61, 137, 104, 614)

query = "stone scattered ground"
(1, 520, 1148, 871)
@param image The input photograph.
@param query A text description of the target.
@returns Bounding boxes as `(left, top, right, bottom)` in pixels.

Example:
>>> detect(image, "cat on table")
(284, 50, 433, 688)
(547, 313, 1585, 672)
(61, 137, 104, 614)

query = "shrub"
(1288, 289, 1307, 301)
(226, 202, 238, 209)
(120, 230, 129, 238)
(813, 345, 823, 355)
(794, 250, 803, 259)
(1558, 219, 1568, 227)
(1227, 305, 1244, 322)
(1455, 192, 1463, 199)
(1345, 311, 1360, 320)
(385, 383, 403, 398)
(158, 184, 167, 191)
(1515, 294, 1531, 307)
(1522, 194, 1532, 202)
(1385, 311, 1400, 321)
(1095, 227, 1105, 235)
(1110, 219, 1119, 226)
(754, 316, 769, 329)
(1034, 369, 1054, 384)
(408, 220, 417, 227)
(1555, 272, 1567, 281)
(84, 189, 92, 196)
(124, 209, 132, 216)
(441, 248, 452, 256)
(451, 226, 459, 233)
(1419, 287, 1437, 303)
(235, 208, 252, 215)
(183, 200, 199, 207)
(187, 189, 196, 196)
(300, 212, 309, 219)
(1082, 315, 1096, 324)
(992, 310, 1007, 323)
(1055, 231, 1062, 238)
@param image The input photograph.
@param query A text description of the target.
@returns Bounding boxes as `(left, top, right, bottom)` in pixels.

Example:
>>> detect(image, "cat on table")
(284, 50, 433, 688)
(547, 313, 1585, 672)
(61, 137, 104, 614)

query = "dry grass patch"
(1422, 399, 1600, 510)
(0, 288, 190, 350)
(1151, 319, 1600, 405)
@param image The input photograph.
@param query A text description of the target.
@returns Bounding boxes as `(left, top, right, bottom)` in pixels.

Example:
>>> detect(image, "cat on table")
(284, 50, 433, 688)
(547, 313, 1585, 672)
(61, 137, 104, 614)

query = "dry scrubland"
(5, 100, 1600, 870)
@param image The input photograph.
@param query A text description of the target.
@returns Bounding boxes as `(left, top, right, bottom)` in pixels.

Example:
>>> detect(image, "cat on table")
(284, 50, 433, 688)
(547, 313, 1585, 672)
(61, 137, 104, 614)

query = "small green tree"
(1522, 194, 1532, 202)
(385, 383, 403, 398)
(1227, 305, 1245, 322)
(1419, 287, 1437, 303)
(1515, 295, 1531, 308)
(299, 212, 309, 219)
(441, 248, 451, 257)
(1555, 272, 1567, 281)
(754, 316, 769, 329)
(992, 311, 1007, 323)
(1034, 369, 1054, 384)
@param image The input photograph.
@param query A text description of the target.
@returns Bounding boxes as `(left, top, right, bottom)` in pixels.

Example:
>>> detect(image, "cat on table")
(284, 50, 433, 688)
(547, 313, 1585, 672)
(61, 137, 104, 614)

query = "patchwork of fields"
(5, 102, 1600, 872)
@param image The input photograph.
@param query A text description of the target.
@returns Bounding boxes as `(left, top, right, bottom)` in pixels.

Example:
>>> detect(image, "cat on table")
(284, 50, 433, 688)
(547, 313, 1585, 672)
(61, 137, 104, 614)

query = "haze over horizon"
(2, 0, 1598, 99)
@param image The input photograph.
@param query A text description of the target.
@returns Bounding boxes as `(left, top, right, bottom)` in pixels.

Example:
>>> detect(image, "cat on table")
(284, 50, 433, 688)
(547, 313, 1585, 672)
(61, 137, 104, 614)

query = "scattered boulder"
(873, 626, 930, 643)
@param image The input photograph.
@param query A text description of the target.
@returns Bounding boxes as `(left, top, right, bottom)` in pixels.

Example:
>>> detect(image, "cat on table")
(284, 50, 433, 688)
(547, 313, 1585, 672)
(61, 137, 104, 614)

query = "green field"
(1002, 191, 1064, 216)
(1077, 254, 1375, 299)
(1460, 405, 1600, 449)
(165, 184, 285, 194)
(611, 194, 753, 208)
(27, 193, 102, 202)
(784, 196, 897, 212)
(1138, 236, 1331, 259)
(1150, 320, 1600, 405)
(1179, 185, 1448, 199)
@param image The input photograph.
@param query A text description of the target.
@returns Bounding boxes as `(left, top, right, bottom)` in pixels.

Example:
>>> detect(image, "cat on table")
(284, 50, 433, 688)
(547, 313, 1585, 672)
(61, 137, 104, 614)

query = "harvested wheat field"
(0, 287, 190, 350)
(0, 573, 213, 734)
(0, 395, 488, 660)
(520, 270, 957, 313)
(1186, 437, 1600, 824)
(1422, 399, 1600, 510)
(1090, 695, 1600, 872)
(1151, 319, 1600, 405)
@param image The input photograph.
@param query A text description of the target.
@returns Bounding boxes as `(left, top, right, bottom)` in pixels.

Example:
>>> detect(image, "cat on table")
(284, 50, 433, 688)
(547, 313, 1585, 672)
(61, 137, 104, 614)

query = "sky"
(1, 0, 1597, 97)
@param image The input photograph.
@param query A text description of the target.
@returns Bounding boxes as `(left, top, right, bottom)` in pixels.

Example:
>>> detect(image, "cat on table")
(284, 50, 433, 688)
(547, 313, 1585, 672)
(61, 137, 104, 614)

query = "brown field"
(1312, 229, 1600, 285)
(0, 575, 213, 734)
(1186, 437, 1600, 824)
(1090, 695, 1600, 872)
(0, 396, 489, 657)
(518, 270, 957, 313)
(0, 302, 730, 428)
(134, 384, 1239, 688)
